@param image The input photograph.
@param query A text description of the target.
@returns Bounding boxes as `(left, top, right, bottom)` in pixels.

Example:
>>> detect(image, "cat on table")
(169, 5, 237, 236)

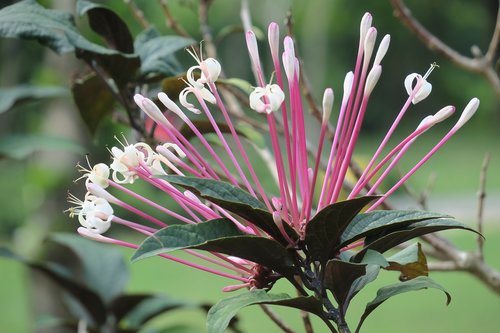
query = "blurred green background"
(0, 0, 499, 332)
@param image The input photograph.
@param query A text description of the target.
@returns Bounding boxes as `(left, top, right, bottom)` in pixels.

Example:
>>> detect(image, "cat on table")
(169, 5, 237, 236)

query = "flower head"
(69, 13, 478, 294)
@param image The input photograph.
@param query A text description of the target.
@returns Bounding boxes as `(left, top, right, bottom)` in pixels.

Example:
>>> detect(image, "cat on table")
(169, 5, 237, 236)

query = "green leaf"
(160, 176, 298, 245)
(132, 218, 245, 260)
(77, 0, 134, 53)
(72, 73, 115, 134)
(132, 218, 297, 279)
(207, 290, 334, 333)
(0, 246, 107, 325)
(0, 0, 77, 53)
(341, 210, 451, 247)
(0, 134, 84, 160)
(0, 0, 132, 57)
(357, 218, 478, 258)
(356, 276, 451, 333)
(304, 196, 378, 264)
(0, 85, 67, 113)
(324, 260, 367, 316)
(385, 243, 428, 281)
(51, 233, 129, 304)
(135, 27, 194, 76)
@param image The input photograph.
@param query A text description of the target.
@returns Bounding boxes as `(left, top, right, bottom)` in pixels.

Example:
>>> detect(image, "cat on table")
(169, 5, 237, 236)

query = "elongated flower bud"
(322, 88, 334, 123)
(359, 12, 372, 46)
(364, 65, 382, 96)
(268, 22, 280, 60)
(342, 71, 354, 105)
(454, 98, 479, 129)
(363, 27, 377, 68)
(374, 34, 390, 66)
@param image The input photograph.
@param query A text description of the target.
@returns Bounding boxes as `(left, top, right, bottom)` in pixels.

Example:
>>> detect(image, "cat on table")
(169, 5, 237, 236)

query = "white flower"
(77, 195, 113, 234)
(87, 163, 110, 188)
(404, 73, 432, 104)
(249, 84, 285, 114)
(110, 145, 146, 183)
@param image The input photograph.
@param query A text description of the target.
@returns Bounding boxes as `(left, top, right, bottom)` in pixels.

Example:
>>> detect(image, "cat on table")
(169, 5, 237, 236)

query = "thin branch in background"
(401, 171, 437, 210)
(390, 0, 500, 95)
(123, 0, 150, 29)
(259, 304, 298, 333)
(477, 152, 491, 259)
(159, 0, 192, 37)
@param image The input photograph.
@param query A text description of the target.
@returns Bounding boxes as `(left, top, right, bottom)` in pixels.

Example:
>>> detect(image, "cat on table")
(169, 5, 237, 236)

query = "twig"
(259, 304, 298, 333)
(123, 0, 149, 29)
(390, 0, 500, 95)
(159, 0, 192, 38)
(477, 152, 491, 259)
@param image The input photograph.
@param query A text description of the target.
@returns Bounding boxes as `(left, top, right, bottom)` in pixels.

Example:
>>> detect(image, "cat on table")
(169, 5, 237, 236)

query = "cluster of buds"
(68, 13, 479, 291)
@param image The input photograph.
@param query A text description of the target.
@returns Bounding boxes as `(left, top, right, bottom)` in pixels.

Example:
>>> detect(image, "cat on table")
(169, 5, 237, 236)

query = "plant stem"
(259, 304, 297, 333)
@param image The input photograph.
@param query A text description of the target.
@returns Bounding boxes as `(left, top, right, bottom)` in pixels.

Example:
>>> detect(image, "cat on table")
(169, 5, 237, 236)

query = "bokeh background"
(1, 0, 499, 332)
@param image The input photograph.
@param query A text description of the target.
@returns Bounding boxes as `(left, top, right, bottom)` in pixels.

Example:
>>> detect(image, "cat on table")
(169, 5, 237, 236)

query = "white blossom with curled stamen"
(404, 73, 432, 104)
(77, 195, 113, 234)
(110, 144, 147, 184)
(186, 47, 221, 88)
(249, 84, 285, 114)
(179, 85, 216, 114)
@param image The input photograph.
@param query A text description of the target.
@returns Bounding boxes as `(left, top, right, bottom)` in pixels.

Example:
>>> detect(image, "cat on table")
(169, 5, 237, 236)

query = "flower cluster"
(68, 13, 479, 291)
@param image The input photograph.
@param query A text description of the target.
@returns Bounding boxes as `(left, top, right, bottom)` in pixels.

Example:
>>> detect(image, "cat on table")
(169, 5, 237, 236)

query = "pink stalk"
(193, 89, 258, 197)
(109, 180, 196, 225)
(305, 121, 328, 221)
(87, 183, 168, 228)
(329, 66, 382, 204)
(267, 114, 296, 226)
(135, 169, 218, 221)
(149, 116, 219, 180)
(340, 239, 365, 252)
(318, 74, 353, 208)
(367, 99, 478, 212)
(78, 228, 249, 282)
(169, 105, 241, 187)
(112, 215, 158, 233)
(208, 82, 273, 212)
(268, 26, 295, 201)
(349, 78, 425, 197)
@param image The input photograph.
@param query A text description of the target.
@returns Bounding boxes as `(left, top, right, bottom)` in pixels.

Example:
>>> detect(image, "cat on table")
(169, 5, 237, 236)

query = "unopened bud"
(374, 34, 390, 66)
(455, 98, 479, 129)
(322, 88, 334, 123)
(364, 65, 382, 96)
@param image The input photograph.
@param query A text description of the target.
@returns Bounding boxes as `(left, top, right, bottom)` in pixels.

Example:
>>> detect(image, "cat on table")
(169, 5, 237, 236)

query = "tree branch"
(390, 0, 500, 95)
(259, 304, 298, 333)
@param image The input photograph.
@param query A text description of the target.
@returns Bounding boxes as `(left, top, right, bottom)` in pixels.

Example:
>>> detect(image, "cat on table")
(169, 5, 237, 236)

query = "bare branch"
(477, 153, 491, 259)
(259, 304, 298, 333)
(123, 0, 149, 29)
(159, 0, 192, 38)
(390, 0, 500, 95)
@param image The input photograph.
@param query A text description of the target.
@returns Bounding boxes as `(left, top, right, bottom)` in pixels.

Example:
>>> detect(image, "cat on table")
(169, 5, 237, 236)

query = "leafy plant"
(0, 234, 216, 333)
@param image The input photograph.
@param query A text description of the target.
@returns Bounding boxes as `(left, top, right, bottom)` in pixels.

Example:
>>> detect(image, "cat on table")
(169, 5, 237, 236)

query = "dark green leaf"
(356, 276, 451, 333)
(207, 290, 334, 333)
(341, 210, 451, 247)
(77, 0, 134, 53)
(324, 259, 367, 316)
(356, 218, 478, 259)
(385, 243, 428, 281)
(0, 0, 77, 53)
(304, 196, 378, 264)
(160, 176, 298, 245)
(0, 0, 131, 57)
(132, 218, 297, 279)
(0, 85, 67, 113)
(135, 27, 194, 76)
(0, 134, 84, 160)
(72, 73, 115, 134)
(132, 218, 245, 260)
(0, 246, 107, 325)
(123, 295, 197, 328)
(51, 233, 129, 304)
